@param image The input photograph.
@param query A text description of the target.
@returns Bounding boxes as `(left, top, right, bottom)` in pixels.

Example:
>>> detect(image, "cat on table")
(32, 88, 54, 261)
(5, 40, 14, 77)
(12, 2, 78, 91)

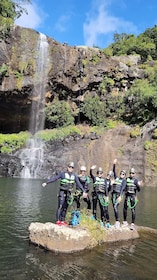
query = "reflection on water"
(0, 178, 157, 280)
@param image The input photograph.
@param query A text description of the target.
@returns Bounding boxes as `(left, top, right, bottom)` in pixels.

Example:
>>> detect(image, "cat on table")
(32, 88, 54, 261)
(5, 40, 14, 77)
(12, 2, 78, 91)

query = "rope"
(68, 190, 82, 205)
(127, 197, 138, 209)
(98, 195, 110, 206)
(112, 193, 123, 205)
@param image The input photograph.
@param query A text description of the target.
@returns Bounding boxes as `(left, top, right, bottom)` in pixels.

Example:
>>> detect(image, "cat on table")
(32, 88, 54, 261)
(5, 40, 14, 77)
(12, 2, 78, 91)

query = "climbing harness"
(112, 193, 123, 205)
(127, 197, 138, 209)
(98, 195, 110, 206)
(68, 190, 82, 205)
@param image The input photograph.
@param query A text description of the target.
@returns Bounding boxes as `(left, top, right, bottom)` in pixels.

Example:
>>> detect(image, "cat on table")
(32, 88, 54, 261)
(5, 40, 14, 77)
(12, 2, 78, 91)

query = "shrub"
(0, 131, 31, 154)
(45, 100, 75, 128)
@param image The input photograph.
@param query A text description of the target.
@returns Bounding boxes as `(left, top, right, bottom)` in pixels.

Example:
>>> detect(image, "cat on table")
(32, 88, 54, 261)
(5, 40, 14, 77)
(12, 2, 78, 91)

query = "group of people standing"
(42, 159, 142, 230)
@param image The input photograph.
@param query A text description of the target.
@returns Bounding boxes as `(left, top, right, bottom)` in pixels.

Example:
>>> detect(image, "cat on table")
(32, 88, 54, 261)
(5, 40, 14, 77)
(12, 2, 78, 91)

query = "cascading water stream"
(19, 33, 49, 178)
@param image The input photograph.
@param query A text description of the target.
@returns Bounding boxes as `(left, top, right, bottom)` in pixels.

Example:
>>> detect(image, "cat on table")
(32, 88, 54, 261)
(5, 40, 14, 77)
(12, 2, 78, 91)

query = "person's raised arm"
(90, 165, 97, 182)
(113, 159, 117, 179)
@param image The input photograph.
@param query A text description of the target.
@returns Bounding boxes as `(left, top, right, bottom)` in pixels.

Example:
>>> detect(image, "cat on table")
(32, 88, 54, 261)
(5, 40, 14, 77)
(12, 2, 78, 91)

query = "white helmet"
(130, 168, 135, 174)
(107, 170, 113, 177)
(80, 166, 86, 171)
(68, 162, 74, 168)
(97, 167, 103, 173)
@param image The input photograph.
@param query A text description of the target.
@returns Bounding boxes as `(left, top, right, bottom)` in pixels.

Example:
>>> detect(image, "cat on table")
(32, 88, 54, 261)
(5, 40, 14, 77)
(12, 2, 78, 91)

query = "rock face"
(1, 26, 157, 185)
(0, 26, 144, 133)
(0, 122, 157, 186)
(29, 222, 139, 253)
(0, 154, 22, 177)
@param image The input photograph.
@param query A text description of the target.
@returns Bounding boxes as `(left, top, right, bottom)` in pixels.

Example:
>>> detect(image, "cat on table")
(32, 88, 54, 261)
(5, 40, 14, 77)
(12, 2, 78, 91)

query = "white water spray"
(19, 33, 49, 178)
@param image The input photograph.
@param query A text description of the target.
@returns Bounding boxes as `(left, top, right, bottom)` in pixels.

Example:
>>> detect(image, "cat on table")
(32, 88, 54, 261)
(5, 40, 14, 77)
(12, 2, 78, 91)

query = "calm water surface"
(0, 177, 157, 280)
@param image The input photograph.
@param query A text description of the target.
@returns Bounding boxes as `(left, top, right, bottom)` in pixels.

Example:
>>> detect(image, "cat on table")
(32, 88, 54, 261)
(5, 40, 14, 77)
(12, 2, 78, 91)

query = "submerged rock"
(28, 222, 139, 253)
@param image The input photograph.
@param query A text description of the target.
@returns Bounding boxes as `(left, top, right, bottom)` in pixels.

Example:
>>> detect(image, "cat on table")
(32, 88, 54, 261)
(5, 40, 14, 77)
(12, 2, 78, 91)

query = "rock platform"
(29, 222, 139, 253)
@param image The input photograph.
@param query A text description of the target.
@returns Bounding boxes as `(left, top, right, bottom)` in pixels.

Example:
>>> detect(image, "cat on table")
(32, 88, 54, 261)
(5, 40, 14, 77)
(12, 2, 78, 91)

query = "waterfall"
(19, 33, 49, 178)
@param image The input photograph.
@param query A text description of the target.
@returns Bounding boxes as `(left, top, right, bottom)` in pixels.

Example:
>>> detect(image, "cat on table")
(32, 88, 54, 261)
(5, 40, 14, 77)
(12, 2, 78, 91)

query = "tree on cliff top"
(104, 25, 157, 62)
(0, 0, 31, 40)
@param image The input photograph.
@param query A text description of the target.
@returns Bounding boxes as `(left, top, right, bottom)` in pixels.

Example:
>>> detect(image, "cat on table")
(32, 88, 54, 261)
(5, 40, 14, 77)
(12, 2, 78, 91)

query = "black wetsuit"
(112, 164, 126, 221)
(75, 175, 91, 210)
(90, 169, 110, 222)
(46, 171, 83, 221)
(123, 177, 140, 223)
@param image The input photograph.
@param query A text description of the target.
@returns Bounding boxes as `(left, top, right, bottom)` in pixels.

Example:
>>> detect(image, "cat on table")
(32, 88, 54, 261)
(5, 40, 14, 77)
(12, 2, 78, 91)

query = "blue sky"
(15, 0, 157, 48)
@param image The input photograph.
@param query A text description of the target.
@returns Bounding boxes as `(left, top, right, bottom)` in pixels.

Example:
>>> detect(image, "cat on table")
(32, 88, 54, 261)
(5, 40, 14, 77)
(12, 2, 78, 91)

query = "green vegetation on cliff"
(0, 0, 31, 39)
(0, 131, 30, 153)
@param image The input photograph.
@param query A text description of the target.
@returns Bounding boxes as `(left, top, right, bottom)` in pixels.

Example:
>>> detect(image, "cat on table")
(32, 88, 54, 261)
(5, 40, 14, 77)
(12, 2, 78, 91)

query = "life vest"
(112, 177, 123, 193)
(79, 175, 90, 191)
(106, 179, 111, 190)
(94, 177, 106, 193)
(126, 178, 136, 194)
(60, 173, 75, 191)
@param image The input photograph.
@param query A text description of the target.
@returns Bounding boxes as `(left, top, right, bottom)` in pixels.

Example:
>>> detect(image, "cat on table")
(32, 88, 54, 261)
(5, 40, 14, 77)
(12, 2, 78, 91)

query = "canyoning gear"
(127, 196, 138, 209)
(105, 177, 112, 192)
(120, 170, 126, 175)
(90, 168, 110, 225)
(114, 221, 120, 229)
(74, 192, 91, 210)
(98, 195, 110, 207)
(97, 167, 103, 174)
(112, 161, 126, 223)
(130, 168, 135, 174)
(74, 174, 91, 210)
(107, 170, 113, 177)
(112, 177, 126, 194)
(126, 178, 137, 194)
(130, 223, 135, 230)
(123, 174, 141, 224)
(68, 162, 74, 168)
(112, 193, 119, 205)
(106, 222, 111, 229)
(60, 173, 75, 191)
(68, 190, 81, 205)
(100, 221, 104, 227)
(122, 221, 128, 227)
(43, 170, 84, 223)
(123, 195, 137, 224)
(125, 177, 140, 195)
(112, 193, 123, 221)
(56, 220, 61, 225)
(93, 177, 106, 193)
(60, 221, 68, 226)
(78, 175, 90, 190)
(69, 210, 81, 226)
(80, 166, 86, 171)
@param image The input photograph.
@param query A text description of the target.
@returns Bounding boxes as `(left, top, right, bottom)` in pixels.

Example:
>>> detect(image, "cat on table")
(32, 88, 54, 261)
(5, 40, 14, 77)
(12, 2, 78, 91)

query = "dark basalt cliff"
(0, 25, 144, 133)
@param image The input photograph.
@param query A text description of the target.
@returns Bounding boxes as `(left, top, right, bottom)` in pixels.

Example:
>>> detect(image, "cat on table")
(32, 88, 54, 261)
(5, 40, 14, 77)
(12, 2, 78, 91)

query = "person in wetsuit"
(42, 162, 85, 226)
(90, 165, 110, 227)
(111, 159, 126, 229)
(74, 165, 91, 210)
(122, 168, 142, 230)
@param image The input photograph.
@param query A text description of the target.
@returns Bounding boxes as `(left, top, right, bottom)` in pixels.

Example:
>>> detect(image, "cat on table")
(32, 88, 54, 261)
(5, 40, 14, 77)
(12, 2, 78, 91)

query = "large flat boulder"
(29, 222, 139, 253)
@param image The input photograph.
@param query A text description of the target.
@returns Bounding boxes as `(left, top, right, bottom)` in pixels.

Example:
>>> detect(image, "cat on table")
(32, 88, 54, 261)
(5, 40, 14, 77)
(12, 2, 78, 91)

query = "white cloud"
(83, 0, 137, 47)
(55, 14, 71, 32)
(15, 3, 45, 29)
